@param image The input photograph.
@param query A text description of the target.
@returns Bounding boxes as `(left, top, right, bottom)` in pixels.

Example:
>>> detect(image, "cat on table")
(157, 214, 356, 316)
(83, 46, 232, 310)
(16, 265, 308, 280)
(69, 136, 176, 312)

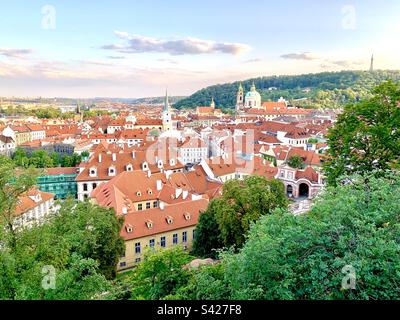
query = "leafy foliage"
(193, 175, 288, 255)
(126, 247, 193, 300)
(12, 148, 82, 169)
(287, 155, 305, 169)
(0, 157, 125, 300)
(324, 81, 400, 185)
(174, 70, 400, 109)
(220, 172, 400, 300)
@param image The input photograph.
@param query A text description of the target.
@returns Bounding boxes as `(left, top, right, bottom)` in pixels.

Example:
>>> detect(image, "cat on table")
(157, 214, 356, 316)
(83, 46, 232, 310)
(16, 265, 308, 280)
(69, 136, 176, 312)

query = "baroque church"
(236, 82, 262, 114)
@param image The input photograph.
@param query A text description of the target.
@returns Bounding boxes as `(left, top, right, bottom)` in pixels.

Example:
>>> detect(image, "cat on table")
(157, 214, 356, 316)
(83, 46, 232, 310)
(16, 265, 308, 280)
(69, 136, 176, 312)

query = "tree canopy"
(173, 70, 400, 109)
(324, 81, 400, 185)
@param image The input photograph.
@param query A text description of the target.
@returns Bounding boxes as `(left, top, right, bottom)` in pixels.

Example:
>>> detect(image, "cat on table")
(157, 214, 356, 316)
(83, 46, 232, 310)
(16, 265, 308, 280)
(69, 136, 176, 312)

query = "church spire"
(210, 96, 215, 109)
(164, 89, 170, 112)
(369, 54, 374, 72)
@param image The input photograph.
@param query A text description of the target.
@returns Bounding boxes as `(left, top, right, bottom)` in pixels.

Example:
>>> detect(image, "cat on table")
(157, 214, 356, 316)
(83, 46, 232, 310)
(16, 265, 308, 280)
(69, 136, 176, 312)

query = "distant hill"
(129, 96, 186, 105)
(173, 70, 400, 110)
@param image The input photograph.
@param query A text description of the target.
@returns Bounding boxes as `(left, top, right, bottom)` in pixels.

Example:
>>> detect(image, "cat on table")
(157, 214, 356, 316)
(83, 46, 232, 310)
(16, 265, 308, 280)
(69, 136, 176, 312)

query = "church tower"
(236, 83, 244, 114)
(369, 54, 374, 72)
(162, 90, 173, 132)
(210, 97, 215, 109)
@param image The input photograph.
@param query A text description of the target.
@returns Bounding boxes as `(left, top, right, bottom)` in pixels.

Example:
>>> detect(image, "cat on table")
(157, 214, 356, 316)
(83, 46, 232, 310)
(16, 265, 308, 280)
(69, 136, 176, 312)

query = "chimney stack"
(156, 180, 162, 191)
(98, 154, 102, 163)
(112, 153, 116, 162)
(132, 151, 136, 159)
(160, 202, 165, 210)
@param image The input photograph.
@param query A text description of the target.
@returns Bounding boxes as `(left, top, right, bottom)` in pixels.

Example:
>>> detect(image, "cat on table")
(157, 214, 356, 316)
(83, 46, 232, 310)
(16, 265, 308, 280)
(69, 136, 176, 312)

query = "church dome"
(245, 90, 261, 99)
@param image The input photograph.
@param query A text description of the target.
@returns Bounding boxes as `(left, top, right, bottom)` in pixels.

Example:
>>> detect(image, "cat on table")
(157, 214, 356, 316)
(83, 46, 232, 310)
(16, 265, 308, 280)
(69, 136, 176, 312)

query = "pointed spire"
(210, 96, 215, 109)
(369, 54, 374, 72)
(164, 88, 170, 112)
(238, 82, 243, 91)
(251, 81, 256, 91)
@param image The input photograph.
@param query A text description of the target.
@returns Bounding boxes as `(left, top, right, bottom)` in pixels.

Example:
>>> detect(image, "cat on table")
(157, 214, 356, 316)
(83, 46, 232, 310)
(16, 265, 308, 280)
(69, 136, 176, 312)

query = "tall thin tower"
(369, 54, 374, 72)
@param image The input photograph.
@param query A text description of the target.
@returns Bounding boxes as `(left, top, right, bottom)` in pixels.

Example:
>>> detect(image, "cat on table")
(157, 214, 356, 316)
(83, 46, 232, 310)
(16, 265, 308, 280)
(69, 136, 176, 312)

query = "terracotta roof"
(14, 189, 55, 217)
(45, 167, 78, 175)
(120, 199, 209, 241)
(295, 166, 320, 183)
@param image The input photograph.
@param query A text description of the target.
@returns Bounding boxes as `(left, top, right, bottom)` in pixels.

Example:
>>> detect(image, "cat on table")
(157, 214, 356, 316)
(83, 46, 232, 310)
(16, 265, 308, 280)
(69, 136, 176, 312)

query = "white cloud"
(101, 31, 251, 56)
(0, 48, 33, 59)
(280, 52, 319, 60)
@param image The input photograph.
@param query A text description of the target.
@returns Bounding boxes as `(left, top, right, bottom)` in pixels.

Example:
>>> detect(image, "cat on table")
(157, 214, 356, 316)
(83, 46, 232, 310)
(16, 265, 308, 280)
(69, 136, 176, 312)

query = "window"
(160, 236, 166, 248)
(153, 201, 158, 208)
(193, 229, 196, 240)
(173, 233, 178, 245)
(138, 203, 143, 211)
(119, 262, 126, 268)
(182, 231, 187, 243)
(146, 202, 151, 209)
(149, 239, 155, 248)
(135, 242, 141, 254)
(92, 183, 97, 190)
(83, 183, 88, 191)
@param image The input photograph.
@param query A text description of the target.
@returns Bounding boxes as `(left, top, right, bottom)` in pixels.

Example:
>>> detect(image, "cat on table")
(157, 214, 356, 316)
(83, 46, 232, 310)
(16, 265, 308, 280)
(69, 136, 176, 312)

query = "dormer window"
(126, 164, 133, 172)
(146, 220, 153, 229)
(142, 162, 148, 171)
(126, 224, 133, 233)
(122, 207, 128, 215)
(147, 189, 153, 195)
(166, 216, 173, 224)
(108, 166, 116, 177)
(136, 191, 142, 197)
(184, 212, 191, 221)
(89, 167, 97, 177)
(169, 159, 176, 166)
(157, 160, 163, 168)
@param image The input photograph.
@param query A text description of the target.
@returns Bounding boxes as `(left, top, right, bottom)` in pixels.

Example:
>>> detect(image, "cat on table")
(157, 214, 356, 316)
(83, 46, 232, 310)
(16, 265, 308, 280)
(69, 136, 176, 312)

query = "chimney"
(182, 190, 188, 200)
(132, 151, 135, 159)
(156, 180, 162, 191)
(147, 170, 152, 178)
(112, 153, 117, 161)
(160, 202, 165, 210)
(98, 154, 102, 163)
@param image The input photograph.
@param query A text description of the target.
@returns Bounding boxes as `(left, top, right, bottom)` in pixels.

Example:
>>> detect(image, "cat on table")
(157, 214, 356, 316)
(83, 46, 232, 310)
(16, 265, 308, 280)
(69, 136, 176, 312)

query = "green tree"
(0, 158, 124, 299)
(0, 156, 38, 250)
(220, 172, 400, 300)
(12, 148, 30, 168)
(287, 155, 305, 169)
(324, 81, 400, 185)
(127, 247, 193, 300)
(213, 175, 288, 249)
(192, 201, 224, 259)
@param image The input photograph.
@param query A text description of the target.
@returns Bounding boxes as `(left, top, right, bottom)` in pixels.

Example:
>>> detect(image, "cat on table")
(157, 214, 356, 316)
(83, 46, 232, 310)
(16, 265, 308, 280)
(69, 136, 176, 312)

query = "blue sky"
(0, 0, 399, 98)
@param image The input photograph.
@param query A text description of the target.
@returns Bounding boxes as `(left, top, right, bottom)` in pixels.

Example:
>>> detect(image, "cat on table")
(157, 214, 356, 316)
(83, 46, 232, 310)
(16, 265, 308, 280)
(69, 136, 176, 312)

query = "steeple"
(369, 54, 374, 72)
(251, 81, 256, 91)
(210, 96, 215, 109)
(164, 89, 170, 112)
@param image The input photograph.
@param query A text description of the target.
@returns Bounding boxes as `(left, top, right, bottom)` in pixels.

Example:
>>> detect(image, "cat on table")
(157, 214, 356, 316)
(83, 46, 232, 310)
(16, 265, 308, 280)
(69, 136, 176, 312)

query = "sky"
(0, 0, 399, 98)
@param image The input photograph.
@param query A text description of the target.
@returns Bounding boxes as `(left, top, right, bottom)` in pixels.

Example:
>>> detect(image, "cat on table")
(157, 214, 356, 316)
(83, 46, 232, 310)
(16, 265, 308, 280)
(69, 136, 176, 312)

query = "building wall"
(77, 180, 107, 201)
(179, 147, 208, 164)
(118, 226, 196, 270)
(16, 132, 31, 145)
(37, 174, 78, 199)
(13, 198, 55, 229)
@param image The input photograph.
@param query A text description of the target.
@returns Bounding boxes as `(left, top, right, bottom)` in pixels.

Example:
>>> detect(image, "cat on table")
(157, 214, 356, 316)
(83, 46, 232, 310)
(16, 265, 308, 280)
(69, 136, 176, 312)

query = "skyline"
(0, 0, 400, 98)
